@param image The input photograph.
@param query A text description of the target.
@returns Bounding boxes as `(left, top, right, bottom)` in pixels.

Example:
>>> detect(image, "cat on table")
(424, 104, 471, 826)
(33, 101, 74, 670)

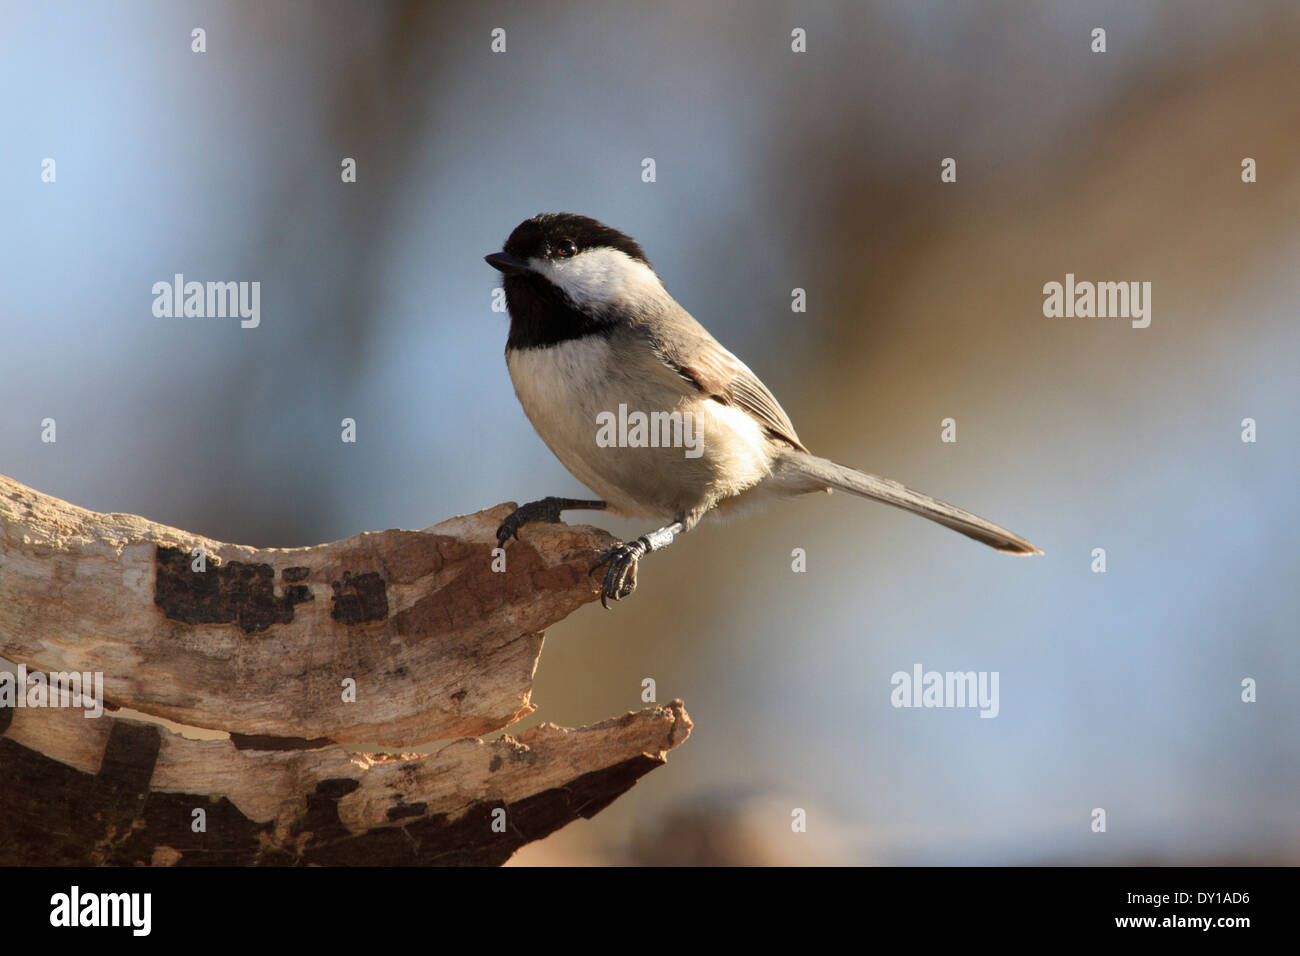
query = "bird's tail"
(772, 451, 1042, 555)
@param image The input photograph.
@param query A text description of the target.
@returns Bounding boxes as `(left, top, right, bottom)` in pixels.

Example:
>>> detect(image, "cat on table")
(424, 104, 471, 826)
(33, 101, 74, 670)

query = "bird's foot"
(496, 497, 572, 548)
(590, 538, 649, 608)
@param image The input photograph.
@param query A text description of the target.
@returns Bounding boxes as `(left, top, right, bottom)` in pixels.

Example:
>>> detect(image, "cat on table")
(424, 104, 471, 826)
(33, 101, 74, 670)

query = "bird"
(485, 213, 1040, 607)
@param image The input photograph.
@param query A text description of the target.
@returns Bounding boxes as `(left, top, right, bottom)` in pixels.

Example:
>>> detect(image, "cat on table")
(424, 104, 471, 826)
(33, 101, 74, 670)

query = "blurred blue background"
(2, 0, 1296, 864)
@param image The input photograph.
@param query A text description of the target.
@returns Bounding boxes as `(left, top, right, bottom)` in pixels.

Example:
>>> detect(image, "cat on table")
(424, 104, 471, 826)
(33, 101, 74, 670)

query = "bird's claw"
(496, 498, 567, 549)
(495, 516, 522, 549)
(590, 539, 647, 608)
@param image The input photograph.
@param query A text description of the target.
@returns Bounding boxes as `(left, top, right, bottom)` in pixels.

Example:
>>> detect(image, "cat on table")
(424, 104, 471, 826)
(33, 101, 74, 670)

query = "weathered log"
(0, 473, 692, 865)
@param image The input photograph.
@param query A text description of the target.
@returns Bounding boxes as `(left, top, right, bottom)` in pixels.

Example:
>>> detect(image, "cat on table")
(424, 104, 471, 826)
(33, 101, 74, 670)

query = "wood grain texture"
(0, 473, 614, 745)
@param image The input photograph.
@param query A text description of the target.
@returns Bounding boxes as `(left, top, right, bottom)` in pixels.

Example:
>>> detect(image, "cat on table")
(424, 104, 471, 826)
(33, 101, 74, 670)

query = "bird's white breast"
(507, 336, 774, 521)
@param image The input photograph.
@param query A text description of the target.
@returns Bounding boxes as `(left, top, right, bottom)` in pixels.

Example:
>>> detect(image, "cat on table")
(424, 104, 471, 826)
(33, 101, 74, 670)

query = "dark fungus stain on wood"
(0, 735, 272, 866)
(0, 734, 667, 866)
(330, 570, 388, 625)
(301, 754, 663, 866)
(153, 546, 314, 634)
(97, 721, 161, 795)
(386, 801, 427, 822)
(293, 778, 362, 847)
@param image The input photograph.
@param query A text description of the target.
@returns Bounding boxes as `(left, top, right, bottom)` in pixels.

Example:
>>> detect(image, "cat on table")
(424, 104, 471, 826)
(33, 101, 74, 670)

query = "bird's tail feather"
(773, 451, 1042, 555)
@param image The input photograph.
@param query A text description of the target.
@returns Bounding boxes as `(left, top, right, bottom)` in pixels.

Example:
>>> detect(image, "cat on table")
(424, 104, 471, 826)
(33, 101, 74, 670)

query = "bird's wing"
(643, 317, 809, 453)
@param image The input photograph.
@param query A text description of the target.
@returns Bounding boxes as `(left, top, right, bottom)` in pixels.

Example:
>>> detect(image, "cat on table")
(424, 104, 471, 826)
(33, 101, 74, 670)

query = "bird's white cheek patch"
(529, 248, 665, 312)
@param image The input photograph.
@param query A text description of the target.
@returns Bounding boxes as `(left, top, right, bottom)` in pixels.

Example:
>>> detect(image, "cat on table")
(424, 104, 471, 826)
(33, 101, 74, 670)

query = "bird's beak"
(484, 251, 531, 275)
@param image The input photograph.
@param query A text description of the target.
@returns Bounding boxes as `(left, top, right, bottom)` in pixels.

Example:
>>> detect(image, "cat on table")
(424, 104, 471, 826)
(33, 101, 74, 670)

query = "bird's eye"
(555, 239, 578, 259)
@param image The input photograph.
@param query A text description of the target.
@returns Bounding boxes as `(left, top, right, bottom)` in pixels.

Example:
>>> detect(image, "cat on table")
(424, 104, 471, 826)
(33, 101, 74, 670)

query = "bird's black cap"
(489, 212, 652, 270)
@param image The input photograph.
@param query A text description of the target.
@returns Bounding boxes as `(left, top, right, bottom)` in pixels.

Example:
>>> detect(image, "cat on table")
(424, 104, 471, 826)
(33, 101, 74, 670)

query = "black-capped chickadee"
(486, 213, 1040, 607)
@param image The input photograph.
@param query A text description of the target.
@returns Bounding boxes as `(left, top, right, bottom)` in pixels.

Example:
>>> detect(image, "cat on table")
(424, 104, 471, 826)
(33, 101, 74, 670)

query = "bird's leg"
(591, 515, 688, 608)
(496, 497, 607, 548)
